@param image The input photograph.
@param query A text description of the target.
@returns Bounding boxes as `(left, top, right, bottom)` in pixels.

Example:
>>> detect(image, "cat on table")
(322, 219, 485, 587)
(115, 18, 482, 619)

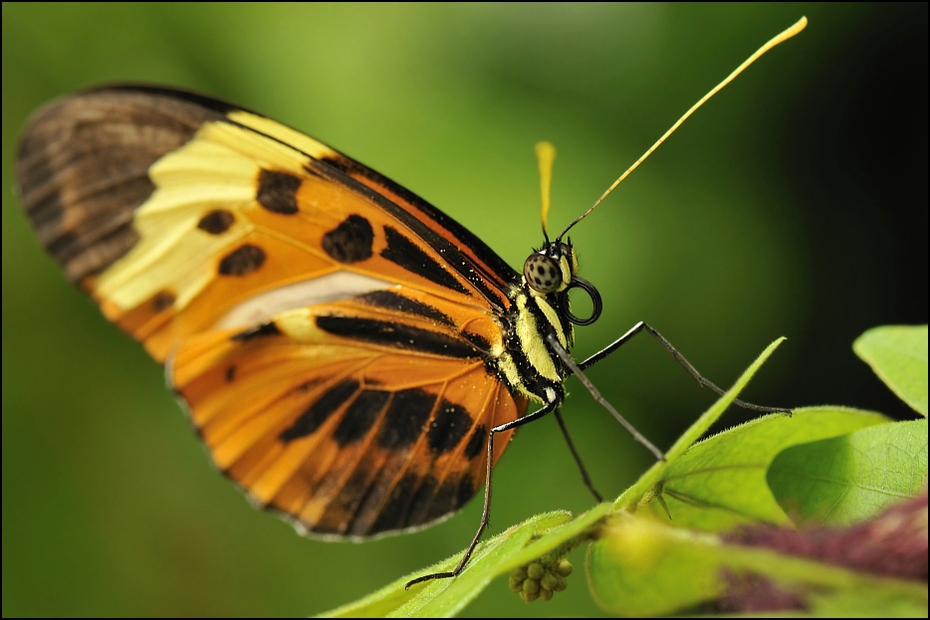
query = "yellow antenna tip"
(536, 141, 556, 161)
(536, 141, 557, 236)
(559, 17, 808, 238)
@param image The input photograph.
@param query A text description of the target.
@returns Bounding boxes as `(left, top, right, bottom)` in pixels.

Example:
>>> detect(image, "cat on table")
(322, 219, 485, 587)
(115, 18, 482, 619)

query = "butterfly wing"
(16, 86, 527, 535)
(17, 86, 518, 359)
(172, 294, 523, 536)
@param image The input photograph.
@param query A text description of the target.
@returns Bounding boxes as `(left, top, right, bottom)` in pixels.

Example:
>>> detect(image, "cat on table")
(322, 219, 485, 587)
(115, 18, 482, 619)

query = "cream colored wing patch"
(17, 87, 505, 363)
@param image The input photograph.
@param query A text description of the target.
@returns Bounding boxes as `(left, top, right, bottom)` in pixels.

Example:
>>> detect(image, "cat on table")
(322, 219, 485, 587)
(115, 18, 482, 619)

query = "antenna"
(536, 141, 557, 244)
(558, 16, 808, 239)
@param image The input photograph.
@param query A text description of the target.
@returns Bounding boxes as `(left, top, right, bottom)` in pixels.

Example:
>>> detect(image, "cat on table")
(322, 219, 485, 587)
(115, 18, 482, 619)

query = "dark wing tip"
(15, 86, 233, 282)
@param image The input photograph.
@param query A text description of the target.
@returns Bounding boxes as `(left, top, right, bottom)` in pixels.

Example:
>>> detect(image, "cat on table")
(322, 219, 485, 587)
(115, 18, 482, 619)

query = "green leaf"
(321, 513, 560, 618)
(587, 515, 725, 615)
(616, 337, 788, 511)
(587, 330, 925, 616)
(319, 505, 611, 617)
(854, 325, 928, 416)
(633, 407, 889, 531)
(587, 508, 929, 617)
(768, 418, 929, 525)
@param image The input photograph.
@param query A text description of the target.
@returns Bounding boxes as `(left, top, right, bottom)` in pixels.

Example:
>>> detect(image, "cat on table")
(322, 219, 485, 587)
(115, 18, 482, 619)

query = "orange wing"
(16, 86, 517, 361)
(173, 292, 524, 536)
(16, 86, 529, 536)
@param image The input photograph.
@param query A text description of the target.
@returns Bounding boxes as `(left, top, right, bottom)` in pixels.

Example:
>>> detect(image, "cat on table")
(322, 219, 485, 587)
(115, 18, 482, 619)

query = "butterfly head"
(523, 240, 574, 295)
(530, 142, 601, 327)
(523, 239, 602, 326)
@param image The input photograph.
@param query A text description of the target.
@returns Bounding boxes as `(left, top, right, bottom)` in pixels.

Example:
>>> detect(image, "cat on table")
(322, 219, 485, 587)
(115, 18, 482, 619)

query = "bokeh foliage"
(3, 3, 926, 617)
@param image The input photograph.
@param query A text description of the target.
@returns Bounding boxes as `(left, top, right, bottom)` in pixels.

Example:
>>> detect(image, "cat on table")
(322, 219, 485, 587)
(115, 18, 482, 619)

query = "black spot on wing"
(218, 244, 265, 276)
(336, 464, 372, 513)
(322, 214, 373, 263)
(304, 157, 514, 309)
(225, 365, 237, 383)
(318, 463, 375, 534)
(369, 471, 419, 534)
(374, 472, 479, 533)
(377, 389, 435, 450)
(406, 474, 440, 527)
(464, 424, 487, 459)
(257, 169, 301, 214)
(357, 470, 479, 534)
(432, 474, 478, 521)
(454, 474, 476, 508)
(314, 152, 519, 300)
(381, 226, 468, 294)
(279, 379, 359, 442)
(428, 401, 473, 454)
(333, 389, 389, 446)
(197, 209, 234, 234)
(357, 290, 454, 326)
(315, 315, 479, 359)
(151, 290, 175, 312)
(462, 331, 492, 353)
(231, 321, 280, 342)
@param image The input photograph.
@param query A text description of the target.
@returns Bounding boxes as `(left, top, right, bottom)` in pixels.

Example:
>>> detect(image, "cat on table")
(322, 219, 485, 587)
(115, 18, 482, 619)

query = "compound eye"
(523, 253, 563, 293)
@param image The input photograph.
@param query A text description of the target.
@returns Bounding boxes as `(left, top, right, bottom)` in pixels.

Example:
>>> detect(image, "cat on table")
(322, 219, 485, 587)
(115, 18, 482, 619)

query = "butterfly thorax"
(493, 240, 601, 407)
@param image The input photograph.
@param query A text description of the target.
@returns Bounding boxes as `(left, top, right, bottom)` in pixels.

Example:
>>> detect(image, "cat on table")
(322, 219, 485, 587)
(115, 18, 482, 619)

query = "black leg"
(547, 333, 665, 461)
(553, 407, 603, 502)
(579, 321, 786, 414)
(405, 399, 560, 588)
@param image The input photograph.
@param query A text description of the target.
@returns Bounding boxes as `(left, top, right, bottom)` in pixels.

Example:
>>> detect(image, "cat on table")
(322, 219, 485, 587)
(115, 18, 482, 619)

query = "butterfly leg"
(578, 321, 787, 414)
(545, 333, 665, 460)
(405, 398, 560, 588)
(553, 408, 603, 502)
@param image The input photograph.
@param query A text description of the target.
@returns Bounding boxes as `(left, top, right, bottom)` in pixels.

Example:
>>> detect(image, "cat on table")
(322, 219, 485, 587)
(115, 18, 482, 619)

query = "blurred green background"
(3, 3, 926, 617)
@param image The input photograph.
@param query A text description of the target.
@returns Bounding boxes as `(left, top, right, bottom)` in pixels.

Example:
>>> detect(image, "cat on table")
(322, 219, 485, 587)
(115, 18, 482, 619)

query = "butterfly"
(15, 19, 804, 587)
